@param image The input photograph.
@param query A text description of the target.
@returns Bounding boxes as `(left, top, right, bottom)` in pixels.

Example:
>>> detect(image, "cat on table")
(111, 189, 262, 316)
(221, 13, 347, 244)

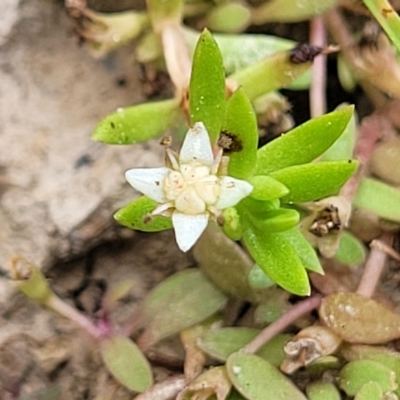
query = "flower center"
(163, 161, 221, 215)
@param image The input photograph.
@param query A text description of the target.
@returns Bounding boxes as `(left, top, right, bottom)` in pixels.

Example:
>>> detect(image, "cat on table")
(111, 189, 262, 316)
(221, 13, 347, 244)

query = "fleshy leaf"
(306, 382, 341, 400)
(270, 160, 359, 203)
(253, 289, 291, 324)
(320, 106, 357, 161)
(249, 175, 289, 201)
(139, 269, 227, 347)
(354, 177, 400, 223)
(189, 29, 226, 142)
(256, 106, 354, 174)
(251, 0, 338, 24)
(92, 98, 183, 144)
(199, 327, 291, 366)
(230, 49, 314, 101)
(184, 29, 292, 73)
(114, 196, 173, 232)
(194, 223, 267, 302)
(205, 3, 251, 33)
(100, 335, 153, 393)
(339, 359, 397, 396)
(319, 292, 400, 344)
(354, 382, 383, 400)
(147, 0, 183, 28)
(280, 227, 323, 273)
(248, 264, 275, 289)
(335, 231, 366, 265)
(240, 197, 280, 219)
(341, 343, 400, 397)
(221, 87, 258, 179)
(249, 208, 300, 232)
(227, 353, 307, 400)
(242, 222, 310, 296)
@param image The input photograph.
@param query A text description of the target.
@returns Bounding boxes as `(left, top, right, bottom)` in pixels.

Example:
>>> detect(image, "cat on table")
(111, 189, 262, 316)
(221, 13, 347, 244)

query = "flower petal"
(179, 122, 214, 166)
(172, 211, 209, 252)
(215, 177, 253, 209)
(125, 167, 169, 203)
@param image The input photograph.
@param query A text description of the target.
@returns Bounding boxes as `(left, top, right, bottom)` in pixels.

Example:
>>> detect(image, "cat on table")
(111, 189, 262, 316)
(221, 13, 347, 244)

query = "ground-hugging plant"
(109, 30, 358, 296)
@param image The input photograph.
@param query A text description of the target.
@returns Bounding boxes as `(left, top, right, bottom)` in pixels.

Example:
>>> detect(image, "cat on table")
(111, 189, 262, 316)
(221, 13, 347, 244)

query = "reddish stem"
(242, 295, 322, 354)
(357, 232, 394, 297)
(309, 16, 327, 118)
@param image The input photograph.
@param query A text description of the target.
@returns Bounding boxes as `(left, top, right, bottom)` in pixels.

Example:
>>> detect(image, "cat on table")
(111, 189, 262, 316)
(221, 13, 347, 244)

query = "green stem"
(363, 0, 400, 54)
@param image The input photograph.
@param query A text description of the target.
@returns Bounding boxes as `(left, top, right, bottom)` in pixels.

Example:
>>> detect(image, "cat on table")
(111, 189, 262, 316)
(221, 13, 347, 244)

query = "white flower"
(125, 122, 253, 252)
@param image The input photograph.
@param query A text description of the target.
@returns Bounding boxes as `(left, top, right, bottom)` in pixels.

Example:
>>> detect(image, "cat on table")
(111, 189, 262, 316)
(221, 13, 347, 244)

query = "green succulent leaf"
(354, 177, 400, 223)
(248, 263, 276, 289)
(270, 160, 359, 203)
(306, 382, 341, 400)
(227, 353, 307, 400)
(240, 197, 280, 219)
(321, 106, 357, 161)
(194, 224, 266, 302)
(249, 208, 300, 232)
(114, 196, 173, 232)
(205, 3, 251, 33)
(222, 87, 258, 179)
(335, 231, 366, 265)
(189, 29, 226, 143)
(354, 382, 383, 400)
(320, 292, 400, 344)
(242, 221, 310, 296)
(280, 227, 323, 273)
(339, 359, 397, 396)
(100, 335, 153, 393)
(341, 343, 400, 397)
(256, 106, 354, 174)
(249, 175, 289, 201)
(251, 0, 338, 24)
(199, 327, 291, 366)
(184, 29, 312, 90)
(139, 269, 227, 347)
(253, 288, 291, 324)
(230, 49, 313, 101)
(147, 0, 183, 28)
(92, 98, 183, 144)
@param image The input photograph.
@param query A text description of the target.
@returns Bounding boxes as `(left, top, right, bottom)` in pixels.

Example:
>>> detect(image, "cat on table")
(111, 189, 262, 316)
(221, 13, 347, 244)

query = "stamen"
(152, 202, 174, 216)
(211, 148, 224, 175)
(166, 148, 180, 171)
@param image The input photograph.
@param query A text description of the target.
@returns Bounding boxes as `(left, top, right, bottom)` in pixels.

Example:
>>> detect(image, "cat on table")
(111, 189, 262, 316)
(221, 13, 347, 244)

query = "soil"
(1, 1, 399, 399)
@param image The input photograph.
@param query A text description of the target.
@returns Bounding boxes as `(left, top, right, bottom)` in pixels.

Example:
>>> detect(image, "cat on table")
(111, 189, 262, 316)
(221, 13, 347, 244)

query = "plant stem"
(242, 295, 321, 354)
(340, 113, 388, 201)
(46, 294, 103, 339)
(309, 16, 327, 118)
(356, 232, 394, 297)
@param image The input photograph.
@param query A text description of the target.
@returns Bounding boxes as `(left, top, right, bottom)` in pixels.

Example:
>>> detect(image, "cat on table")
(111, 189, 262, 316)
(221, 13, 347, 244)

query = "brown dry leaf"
(319, 292, 400, 344)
